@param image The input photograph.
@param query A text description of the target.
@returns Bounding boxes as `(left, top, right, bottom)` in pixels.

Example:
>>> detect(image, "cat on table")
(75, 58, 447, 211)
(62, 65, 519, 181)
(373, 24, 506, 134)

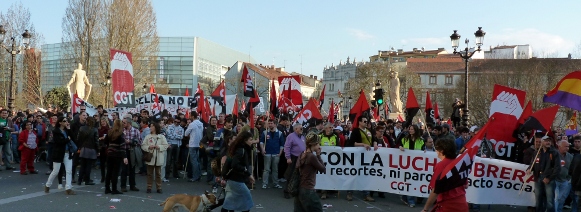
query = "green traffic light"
(377, 99, 383, 104)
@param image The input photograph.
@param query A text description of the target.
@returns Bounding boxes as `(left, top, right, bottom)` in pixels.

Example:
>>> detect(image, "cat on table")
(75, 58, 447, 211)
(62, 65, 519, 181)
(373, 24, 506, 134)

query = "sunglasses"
(362, 121, 367, 123)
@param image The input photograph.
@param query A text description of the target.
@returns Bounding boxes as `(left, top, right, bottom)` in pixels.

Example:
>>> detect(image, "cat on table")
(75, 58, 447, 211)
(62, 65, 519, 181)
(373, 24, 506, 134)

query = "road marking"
(0, 185, 86, 205)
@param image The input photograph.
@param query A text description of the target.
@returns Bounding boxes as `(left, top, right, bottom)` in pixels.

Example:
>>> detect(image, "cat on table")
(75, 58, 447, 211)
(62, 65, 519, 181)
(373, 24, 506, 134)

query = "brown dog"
(159, 191, 217, 212)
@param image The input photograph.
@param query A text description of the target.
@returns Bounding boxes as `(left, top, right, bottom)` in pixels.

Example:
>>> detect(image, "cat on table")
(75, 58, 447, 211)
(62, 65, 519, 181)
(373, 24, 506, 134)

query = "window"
(344, 82, 350, 90)
(429, 75, 437, 84)
(330, 83, 334, 91)
(445, 75, 453, 85)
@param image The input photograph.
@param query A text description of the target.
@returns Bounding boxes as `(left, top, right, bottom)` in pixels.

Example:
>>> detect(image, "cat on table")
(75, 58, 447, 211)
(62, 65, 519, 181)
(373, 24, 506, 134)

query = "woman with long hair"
(44, 117, 76, 195)
(77, 117, 100, 185)
(104, 119, 128, 194)
(141, 122, 169, 193)
(422, 138, 468, 212)
(18, 121, 38, 175)
(98, 117, 110, 183)
(399, 124, 425, 207)
(294, 132, 326, 212)
(221, 131, 254, 212)
(203, 116, 219, 184)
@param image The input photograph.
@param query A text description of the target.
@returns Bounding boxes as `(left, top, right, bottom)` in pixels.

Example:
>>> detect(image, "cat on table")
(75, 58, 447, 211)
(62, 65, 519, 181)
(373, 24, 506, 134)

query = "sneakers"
(262, 185, 267, 189)
(273, 184, 283, 189)
(364, 195, 375, 202)
(162, 178, 169, 182)
(321, 191, 327, 200)
(564, 205, 572, 209)
(278, 178, 287, 183)
(44, 186, 49, 193)
(202, 172, 207, 176)
(409, 204, 416, 208)
(58, 184, 63, 189)
(346, 192, 353, 201)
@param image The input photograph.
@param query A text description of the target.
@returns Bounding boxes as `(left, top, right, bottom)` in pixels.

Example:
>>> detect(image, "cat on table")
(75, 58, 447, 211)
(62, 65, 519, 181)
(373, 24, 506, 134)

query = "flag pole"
(519, 131, 548, 195)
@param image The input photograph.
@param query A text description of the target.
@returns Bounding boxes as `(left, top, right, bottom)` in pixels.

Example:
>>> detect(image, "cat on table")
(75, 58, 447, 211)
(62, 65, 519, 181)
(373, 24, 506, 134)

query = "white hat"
(542, 136, 550, 140)
(470, 125, 478, 133)
(334, 126, 343, 131)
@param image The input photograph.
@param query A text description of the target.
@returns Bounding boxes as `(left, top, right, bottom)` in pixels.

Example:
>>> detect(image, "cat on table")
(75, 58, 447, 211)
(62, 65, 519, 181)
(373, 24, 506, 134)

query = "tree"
(0, 2, 44, 109)
(61, 0, 159, 107)
(23, 48, 42, 107)
(45, 86, 71, 111)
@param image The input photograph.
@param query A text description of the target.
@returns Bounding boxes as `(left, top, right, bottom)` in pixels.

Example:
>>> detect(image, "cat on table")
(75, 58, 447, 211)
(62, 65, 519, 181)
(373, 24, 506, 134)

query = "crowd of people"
(2, 104, 581, 212)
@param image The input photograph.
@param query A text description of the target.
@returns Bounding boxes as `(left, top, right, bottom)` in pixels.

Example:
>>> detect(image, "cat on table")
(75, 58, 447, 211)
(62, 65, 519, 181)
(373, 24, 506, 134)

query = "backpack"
(288, 152, 305, 197)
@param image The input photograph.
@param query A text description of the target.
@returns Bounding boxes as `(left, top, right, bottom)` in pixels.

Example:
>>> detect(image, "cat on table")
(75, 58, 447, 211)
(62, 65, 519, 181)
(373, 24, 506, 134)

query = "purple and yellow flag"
(544, 71, 581, 111)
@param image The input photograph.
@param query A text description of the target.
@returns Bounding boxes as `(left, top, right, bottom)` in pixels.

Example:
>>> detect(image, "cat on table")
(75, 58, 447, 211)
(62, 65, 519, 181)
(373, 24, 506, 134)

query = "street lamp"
(450, 27, 486, 127)
(101, 75, 112, 107)
(0, 26, 31, 111)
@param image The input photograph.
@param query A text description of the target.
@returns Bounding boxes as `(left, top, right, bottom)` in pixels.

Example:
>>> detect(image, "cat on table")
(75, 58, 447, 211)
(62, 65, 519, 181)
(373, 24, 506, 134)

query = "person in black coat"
(44, 117, 76, 195)
(77, 117, 100, 185)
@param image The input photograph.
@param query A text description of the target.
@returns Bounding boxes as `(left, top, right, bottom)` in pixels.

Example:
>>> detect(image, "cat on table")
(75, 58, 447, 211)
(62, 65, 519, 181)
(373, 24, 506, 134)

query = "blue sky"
(3, 0, 581, 78)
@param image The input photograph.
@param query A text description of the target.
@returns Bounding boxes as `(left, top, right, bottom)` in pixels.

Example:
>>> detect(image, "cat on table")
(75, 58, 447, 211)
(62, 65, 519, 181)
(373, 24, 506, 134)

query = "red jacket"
(18, 129, 39, 150)
(337, 133, 346, 147)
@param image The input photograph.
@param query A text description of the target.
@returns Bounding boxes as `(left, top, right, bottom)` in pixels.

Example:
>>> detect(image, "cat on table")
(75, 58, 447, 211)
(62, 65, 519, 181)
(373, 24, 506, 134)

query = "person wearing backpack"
(259, 119, 285, 189)
(294, 132, 326, 212)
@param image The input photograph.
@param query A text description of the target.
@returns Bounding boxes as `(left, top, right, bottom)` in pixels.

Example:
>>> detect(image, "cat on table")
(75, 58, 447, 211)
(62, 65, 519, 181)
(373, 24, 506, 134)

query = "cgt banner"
(315, 147, 535, 206)
(110, 49, 135, 107)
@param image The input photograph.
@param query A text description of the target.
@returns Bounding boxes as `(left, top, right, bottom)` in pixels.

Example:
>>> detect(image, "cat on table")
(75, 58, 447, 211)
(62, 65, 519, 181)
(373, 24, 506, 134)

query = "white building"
(321, 57, 366, 119)
(483, 45, 533, 59)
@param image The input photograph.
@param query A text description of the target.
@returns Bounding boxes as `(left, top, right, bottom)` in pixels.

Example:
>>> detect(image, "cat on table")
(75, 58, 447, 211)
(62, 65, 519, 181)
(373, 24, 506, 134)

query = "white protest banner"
(133, 93, 237, 117)
(315, 147, 535, 206)
(466, 157, 535, 206)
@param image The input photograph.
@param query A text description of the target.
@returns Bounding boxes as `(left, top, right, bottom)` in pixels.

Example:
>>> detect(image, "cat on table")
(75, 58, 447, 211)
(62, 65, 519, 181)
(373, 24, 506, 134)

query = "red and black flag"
(319, 84, 326, 109)
(434, 121, 491, 194)
(520, 105, 560, 132)
(328, 99, 335, 123)
(293, 98, 323, 127)
(245, 89, 260, 114)
(425, 91, 436, 125)
(211, 80, 226, 113)
(184, 86, 190, 119)
(270, 79, 279, 117)
(195, 83, 205, 116)
(349, 90, 370, 128)
(517, 101, 533, 125)
(404, 87, 419, 127)
(241, 65, 255, 98)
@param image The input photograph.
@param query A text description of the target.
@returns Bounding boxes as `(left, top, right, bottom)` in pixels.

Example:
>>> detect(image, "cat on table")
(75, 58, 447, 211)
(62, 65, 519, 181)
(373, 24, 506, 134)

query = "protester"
(120, 117, 141, 192)
(422, 138, 468, 212)
(18, 121, 39, 175)
(259, 119, 285, 189)
(165, 117, 184, 179)
(398, 124, 425, 207)
(283, 124, 306, 199)
(185, 111, 204, 182)
(294, 132, 326, 212)
(44, 113, 57, 175)
(77, 117, 99, 185)
(528, 136, 560, 211)
(202, 116, 219, 185)
(44, 117, 76, 195)
(70, 111, 87, 184)
(556, 140, 574, 212)
(104, 120, 128, 195)
(98, 117, 110, 183)
(221, 131, 255, 212)
(0, 109, 16, 170)
(142, 122, 169, 194)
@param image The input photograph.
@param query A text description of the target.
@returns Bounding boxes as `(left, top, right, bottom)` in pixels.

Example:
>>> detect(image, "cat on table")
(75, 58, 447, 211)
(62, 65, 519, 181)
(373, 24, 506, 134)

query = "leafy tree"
(45, 86, 71, 111)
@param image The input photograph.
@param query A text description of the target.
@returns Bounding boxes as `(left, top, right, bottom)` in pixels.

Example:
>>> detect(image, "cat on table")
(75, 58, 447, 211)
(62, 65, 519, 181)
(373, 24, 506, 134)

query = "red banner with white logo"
(278, 76, 303, 110)
(110, 49, 135, 107)
(487, 84, 526, 160)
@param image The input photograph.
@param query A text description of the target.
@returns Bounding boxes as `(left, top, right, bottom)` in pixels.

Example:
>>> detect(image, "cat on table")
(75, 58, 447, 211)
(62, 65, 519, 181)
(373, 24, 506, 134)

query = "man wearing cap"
(527, 136, 560, 212)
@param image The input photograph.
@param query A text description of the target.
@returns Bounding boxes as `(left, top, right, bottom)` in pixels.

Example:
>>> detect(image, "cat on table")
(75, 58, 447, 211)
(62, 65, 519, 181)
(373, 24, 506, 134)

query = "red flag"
(184, 86, 190, 119)
(241, 99, 246, 112)
(434, 102, 441, 120)
(249, 105, 255, 128)
(425, 91, 435, 125)
(185, 86, 190, 96)
(319, 84, 326, 109)
(372, 106, 379, 122)
(72, 92, 81, 114)
(270, 79, 278, 116)
(202, 97, 211, 123)
(278, 76, 303, 109)
(241, 66, 255, 97)
(521, 105, 560, 132)
(328, 99, 335, 123)
(232, 97, 239, 117)
(195, 83, 205, 116)
(293, 98, 323, 125)
(397, 114, 405, 122)
(211, 80, 226, 108)
(517, 101, 533, 125)
(570, 111, 578, 130)
(404, 88, 419, 127)
(150, 84, 155, 93)
(349, 90, 370, 128)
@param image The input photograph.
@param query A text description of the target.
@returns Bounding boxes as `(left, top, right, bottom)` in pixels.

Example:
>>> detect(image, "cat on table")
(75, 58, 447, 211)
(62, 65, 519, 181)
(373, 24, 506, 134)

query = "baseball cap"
(470, 125, 478, 133)
(542, 136, 551, 140)
(334, 126, 343, 131)
(441, 123, 450, 129)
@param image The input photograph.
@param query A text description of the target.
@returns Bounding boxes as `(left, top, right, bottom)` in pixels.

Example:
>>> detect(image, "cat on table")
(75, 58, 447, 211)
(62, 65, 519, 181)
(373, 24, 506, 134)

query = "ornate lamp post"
(449, 27, 485, 126)
(0, 25, 31, 111)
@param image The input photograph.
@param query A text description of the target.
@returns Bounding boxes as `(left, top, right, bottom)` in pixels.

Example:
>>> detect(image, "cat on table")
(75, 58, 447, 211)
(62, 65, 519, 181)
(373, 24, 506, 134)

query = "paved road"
(0, 164, 528, 211)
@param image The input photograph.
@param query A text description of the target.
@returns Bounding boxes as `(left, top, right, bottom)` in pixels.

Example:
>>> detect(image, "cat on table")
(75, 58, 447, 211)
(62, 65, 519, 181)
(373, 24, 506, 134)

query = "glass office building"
(41, 37, 255, 95)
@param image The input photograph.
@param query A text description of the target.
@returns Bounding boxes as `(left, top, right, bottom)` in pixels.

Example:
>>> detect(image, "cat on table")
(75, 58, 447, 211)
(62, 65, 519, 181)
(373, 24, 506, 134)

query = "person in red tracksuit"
(19, 121, 39, 175)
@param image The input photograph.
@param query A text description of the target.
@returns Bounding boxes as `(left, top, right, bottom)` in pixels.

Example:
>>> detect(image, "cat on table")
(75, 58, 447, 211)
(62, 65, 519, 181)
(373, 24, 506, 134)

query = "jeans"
(534, 179, 556, 212)
(78, 158, 95, 183)
(188, 147, 201, 180)
(166, 144, 179, 178)
(556, 181, 572, 212)
(105, 156, 122, 191)
(570, 188, 579, 212)
(294, 188, 322, 212)
(0, 142, 14, 164)
(46, 153, 73, 190)
(402, 195, 416, 205)
(262, 154, 280, 186)
(12, 139, 20, 163)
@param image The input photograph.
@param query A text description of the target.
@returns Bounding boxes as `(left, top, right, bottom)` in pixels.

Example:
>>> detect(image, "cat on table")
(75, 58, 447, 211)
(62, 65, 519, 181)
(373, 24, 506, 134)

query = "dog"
(159, 191, 217, 212)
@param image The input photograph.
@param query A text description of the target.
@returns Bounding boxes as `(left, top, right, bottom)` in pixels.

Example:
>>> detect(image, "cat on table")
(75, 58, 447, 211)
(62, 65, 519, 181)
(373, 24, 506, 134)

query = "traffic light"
(374, 88, 384, 106)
